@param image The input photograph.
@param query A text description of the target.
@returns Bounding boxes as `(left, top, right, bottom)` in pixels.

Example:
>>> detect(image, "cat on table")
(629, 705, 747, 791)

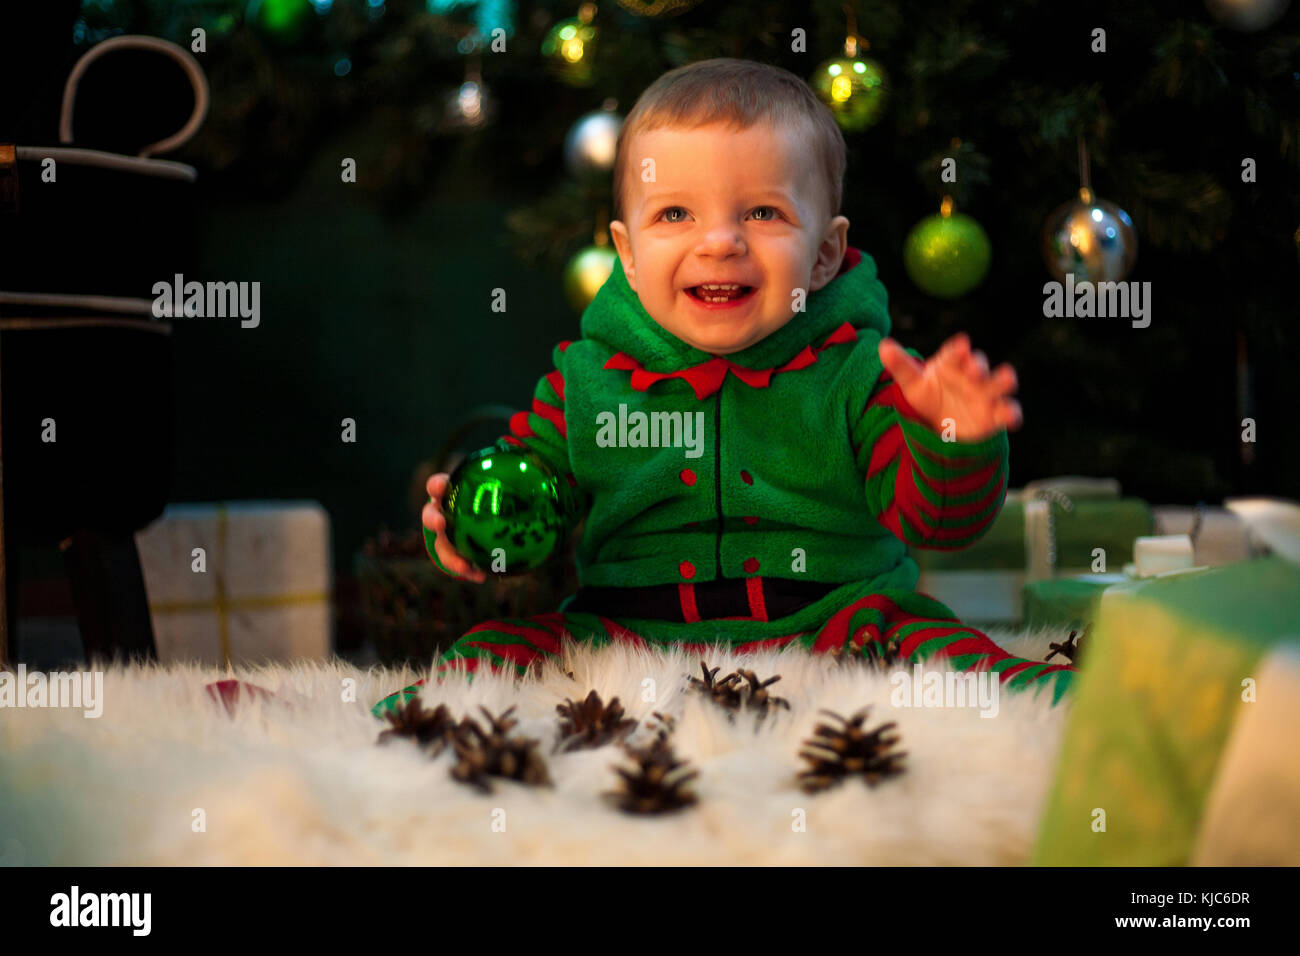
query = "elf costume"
(374, 247, 1076, 716)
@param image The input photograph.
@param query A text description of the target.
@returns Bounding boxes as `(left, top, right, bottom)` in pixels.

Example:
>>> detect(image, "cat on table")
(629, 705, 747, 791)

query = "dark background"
(2, 0, 1297, 653)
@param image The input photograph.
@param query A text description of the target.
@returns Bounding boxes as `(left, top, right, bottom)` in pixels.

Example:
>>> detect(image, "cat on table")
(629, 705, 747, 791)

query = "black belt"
(563, 576, 841, 623)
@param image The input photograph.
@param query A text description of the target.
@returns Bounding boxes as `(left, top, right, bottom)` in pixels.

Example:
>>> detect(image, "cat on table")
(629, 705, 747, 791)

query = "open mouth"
(685, 283, 756, 304)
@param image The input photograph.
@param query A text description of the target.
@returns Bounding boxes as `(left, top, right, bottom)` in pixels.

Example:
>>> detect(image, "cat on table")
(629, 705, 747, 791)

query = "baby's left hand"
(878, 333, 1022, 441)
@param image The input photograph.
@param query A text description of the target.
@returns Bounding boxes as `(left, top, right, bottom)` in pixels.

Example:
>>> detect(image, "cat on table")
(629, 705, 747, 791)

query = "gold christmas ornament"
(812, 35, 888, 133)
(542, 4, 599, 87)
(563, 243, 617, 312)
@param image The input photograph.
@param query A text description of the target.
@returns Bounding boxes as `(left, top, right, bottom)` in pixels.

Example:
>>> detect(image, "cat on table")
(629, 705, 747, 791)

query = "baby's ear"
(609, 220, 636, 291)
(809, 215, 850, 291)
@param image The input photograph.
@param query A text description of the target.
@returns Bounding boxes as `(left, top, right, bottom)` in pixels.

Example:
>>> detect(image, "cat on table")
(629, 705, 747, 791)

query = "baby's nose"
(696, 227, 746, 256)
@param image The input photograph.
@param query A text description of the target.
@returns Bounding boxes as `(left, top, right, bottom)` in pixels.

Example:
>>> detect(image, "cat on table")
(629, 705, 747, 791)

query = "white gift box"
(1152, 504, 1253, 567)
(134, 501, 333, 665)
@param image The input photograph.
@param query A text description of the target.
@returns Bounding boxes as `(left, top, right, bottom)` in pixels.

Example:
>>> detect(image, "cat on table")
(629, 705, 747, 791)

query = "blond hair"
(612, 58, 846, 223)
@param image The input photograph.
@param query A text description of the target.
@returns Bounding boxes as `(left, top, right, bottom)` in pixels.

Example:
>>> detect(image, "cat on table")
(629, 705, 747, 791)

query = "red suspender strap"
(745, 577, 768, 622)
(678, 583, 701, 623)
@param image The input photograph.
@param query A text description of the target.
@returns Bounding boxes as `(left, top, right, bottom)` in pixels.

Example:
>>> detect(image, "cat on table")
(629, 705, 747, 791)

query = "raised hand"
(877, 332, 1022, 442)
(423, 472, 488, 583)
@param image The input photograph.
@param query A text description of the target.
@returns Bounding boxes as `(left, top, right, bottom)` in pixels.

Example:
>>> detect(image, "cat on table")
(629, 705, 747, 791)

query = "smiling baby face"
(609, 120, 850, 356)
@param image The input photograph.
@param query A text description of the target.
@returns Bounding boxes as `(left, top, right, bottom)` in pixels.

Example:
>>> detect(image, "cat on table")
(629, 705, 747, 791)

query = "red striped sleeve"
(853, 365, 1009, 551)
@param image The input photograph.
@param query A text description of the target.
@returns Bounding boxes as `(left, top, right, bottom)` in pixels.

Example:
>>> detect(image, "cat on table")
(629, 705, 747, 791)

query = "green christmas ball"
(425, 442, 574, 576)
(903, 208, 992, 299)
(247, 0, 315, 46)
(811, 56, 888, 132)
(563, 244, 617, 312)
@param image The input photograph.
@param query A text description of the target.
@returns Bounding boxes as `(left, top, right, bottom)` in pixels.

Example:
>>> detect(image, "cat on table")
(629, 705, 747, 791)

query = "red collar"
(605, 320, 859, 400)
(602, 249, 865, 400)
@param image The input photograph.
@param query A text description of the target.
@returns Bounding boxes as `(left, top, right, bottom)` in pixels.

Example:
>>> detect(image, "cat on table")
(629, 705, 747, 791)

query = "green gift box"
(910, 496, 1153, 572)
(910, 487, 1153, 624)
(1031, 556, 1300, 865)
(1021, 573, 1130, 630)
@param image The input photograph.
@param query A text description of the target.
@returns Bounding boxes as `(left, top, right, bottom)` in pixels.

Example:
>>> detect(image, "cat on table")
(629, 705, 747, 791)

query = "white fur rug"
(0, 628, 1073, 866)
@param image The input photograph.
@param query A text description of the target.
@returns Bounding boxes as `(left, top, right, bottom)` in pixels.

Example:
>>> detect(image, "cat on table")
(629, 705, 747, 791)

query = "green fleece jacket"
(497, 247, 1010, 592)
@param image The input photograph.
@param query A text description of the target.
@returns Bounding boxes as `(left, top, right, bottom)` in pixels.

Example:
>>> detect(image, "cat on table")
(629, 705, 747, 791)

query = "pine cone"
(797, 707, 906, 794)
(732, 668, 791, 719)
(604, 715, 698, 815)
(554, 690, 638, 753)
(828, 636, 902, 670)
(632, 711, 677, 757)
(377, 697, 459, 756)
(688, 661, 788, 721)
(1045, 628, 1086, 665)
(687, 662, 745, 710)
(449, 706, 552, 793)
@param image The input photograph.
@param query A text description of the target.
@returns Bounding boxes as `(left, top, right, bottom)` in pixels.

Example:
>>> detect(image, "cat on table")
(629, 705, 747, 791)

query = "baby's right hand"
(423, 473, 488, 584)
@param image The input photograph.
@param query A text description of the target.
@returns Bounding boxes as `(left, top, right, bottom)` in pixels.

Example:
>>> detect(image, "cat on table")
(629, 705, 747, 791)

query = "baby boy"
(375, 58, 1075, 715)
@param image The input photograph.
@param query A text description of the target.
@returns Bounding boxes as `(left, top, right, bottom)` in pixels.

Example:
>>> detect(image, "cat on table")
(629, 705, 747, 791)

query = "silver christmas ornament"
(444, 78, 494, 130)
(563, 108, 623, 179)
(1041, 187, 1139, 284)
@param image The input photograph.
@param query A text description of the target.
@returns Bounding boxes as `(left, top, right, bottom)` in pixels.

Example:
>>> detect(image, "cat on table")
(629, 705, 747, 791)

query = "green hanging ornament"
(247, 0, 315, 47)
(425, 442, 574, 576)
(903, 197, 992, 299)
(811, 35, 888, 132)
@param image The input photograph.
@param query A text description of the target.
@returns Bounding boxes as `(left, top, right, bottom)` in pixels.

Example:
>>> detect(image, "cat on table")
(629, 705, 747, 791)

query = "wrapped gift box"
(1021, 573, 1130, 631)
(134, 501, 333, 665)
(1031, 556, 1300, 865)
(1191, 641, 1300, 865)
(1152, 504, 1253, 567)
(1020, 504, 1257, 632)
(911, 478, 1152, 624)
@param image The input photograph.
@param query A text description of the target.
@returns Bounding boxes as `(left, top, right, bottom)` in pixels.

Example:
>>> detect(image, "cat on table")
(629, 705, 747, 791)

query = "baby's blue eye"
(661, 207, 688, 223)
(749, 206, 780, 221)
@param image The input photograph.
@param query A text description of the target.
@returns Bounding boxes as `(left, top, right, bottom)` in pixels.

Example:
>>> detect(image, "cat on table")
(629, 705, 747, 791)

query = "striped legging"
(371, 585, 1076, 717)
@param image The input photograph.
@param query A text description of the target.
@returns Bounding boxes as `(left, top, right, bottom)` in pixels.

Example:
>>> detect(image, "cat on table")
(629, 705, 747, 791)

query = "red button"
(679, 561, 696, 579)
(743, 558, 760, 574)
(680, 468, 697, 486)
(743, 516, 758, 525)
(740, 470, 753, 485)
(685, 521, 699, 529)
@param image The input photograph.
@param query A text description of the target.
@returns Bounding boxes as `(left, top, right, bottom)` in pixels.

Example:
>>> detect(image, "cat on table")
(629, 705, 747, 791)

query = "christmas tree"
(16, 0, 1299, 522)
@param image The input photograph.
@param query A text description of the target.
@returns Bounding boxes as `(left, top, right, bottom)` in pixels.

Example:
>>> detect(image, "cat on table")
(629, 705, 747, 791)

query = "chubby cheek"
(764, 273, 801, 317)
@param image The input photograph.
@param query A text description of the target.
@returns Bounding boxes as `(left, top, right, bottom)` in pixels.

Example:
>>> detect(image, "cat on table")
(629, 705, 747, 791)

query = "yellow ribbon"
(146, 503, 328, 667)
